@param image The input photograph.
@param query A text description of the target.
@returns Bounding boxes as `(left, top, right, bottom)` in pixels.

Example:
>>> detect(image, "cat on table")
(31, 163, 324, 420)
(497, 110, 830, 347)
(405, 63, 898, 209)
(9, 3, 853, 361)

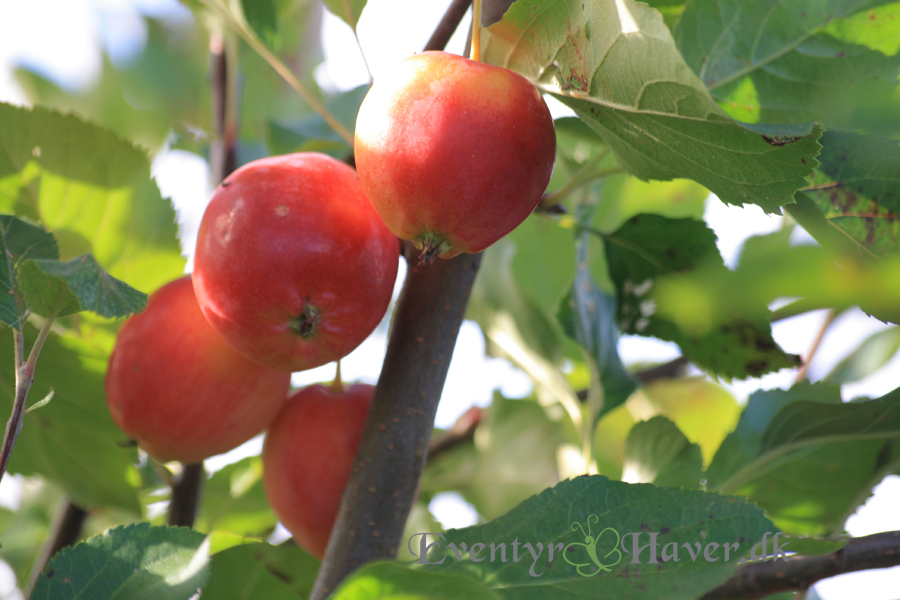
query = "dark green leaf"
(482, 0, 823, 212)
(203, 542, 319, 600)
(32, 523, 208, 600)
(0, 103, 185, 294)
(558, 236, 635, 419)
(321, 0, 367, 30)
(604, 214, 799, 378)
(0, 324, 141, 511)
(0, 215, 59, 325)
(802, 131, 900, 256)
(332, 562, 502, 600)
(418, 476, 775, 599)
(18, 255, 147, 319)
(242, 0, 278, 47)
(624, 416, 704, 489)
(825, 326, 900, 384)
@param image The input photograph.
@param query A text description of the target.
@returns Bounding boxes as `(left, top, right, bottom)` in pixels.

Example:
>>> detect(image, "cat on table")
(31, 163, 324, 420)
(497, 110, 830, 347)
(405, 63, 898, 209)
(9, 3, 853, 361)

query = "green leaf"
(321, 0, 367, 30)
(267, 85, 369, 160)
(242, 0, 278, 47)
(197, 457, 278, 537)
(482, 0, 823, 212)
(0, 324, 141, 512)
(558, 236, 635, 419)
(706, 382, 900, 535)
(0, 103, 185, 294)
(676, 0, 888, 90)
(17, 255, 147, 319)
(623, 416, 703, 489)
(31, 523, 208, 600)
(603, 214, 799, 378)
(202, 542, 319, 600)
(418, 476, 775, 599)
(676, 0, 900, 129)
(420, 393, 569, 520)
(0, 215, 59, 325)
(332, 562, 502, 600)
(802, 131, 900, 256)
(826, 326, 900, 384)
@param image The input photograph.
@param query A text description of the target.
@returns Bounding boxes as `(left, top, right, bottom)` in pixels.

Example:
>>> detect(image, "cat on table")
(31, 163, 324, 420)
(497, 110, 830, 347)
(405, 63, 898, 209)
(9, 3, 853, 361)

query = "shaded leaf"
(203, 542, 319, 600)
(0, 103, 185, 295)
(803, 131, 900, 256)
(18, 255, 147, 319)
(623, 416, 704, 489)
(32, 523, 208, 600)
(558, 236, 635, 419)
(0, 324, 141, 512)
(418, 476, 774, 599)
(267, 85, 368, 160)
(604, 214, 799, 378)
(482, 0, 823, 212)
(321, 0, 367, 30)
(242, 0, 278, 47)
(0, 215, 59, 325)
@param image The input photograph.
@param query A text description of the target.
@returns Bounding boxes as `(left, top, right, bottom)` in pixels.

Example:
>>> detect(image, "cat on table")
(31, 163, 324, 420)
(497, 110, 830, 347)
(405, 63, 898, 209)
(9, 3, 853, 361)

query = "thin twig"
(0, 297, 64, 482)
(700, 530, 900, 600)
(794, 309, 836, 383)
(424, 0, 473, 52)
(199, 0, 354, 146)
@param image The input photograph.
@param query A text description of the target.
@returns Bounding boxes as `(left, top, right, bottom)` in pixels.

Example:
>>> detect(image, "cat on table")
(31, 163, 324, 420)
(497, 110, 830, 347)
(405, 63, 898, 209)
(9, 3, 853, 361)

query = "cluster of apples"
(104, 51, 555, 558)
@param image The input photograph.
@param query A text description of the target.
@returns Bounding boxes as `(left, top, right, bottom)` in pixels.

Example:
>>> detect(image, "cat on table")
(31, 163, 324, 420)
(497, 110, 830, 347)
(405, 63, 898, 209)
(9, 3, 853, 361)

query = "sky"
(1, 0, 900, 598)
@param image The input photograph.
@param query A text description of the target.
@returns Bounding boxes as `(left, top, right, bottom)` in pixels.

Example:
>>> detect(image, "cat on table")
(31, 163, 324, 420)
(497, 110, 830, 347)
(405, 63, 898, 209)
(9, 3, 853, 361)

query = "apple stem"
(331, 361, 345, 393)
(291, 305, 320, 338)
(470, 0, 482, 62)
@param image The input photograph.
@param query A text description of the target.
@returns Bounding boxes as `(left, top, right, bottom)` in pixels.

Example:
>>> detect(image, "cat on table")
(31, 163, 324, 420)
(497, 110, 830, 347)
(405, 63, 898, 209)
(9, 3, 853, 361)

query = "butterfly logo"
(563, 515, 622, 577)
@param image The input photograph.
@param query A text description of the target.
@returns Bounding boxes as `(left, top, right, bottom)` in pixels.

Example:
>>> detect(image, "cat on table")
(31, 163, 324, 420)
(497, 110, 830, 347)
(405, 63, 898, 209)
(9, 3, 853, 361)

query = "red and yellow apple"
(192, 152, 399, 372)
(262, 384, 371, 559)
(105, 276, 291, 464)
(354, 51, 556, 263)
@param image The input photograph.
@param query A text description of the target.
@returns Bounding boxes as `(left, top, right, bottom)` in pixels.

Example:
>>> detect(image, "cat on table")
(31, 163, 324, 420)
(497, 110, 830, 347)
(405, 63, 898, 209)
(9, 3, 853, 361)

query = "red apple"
(262, 384, 371, 559)
(354, 51, 556, 263)
(192, 152, 399, 373)
(105, 276, 291, 464)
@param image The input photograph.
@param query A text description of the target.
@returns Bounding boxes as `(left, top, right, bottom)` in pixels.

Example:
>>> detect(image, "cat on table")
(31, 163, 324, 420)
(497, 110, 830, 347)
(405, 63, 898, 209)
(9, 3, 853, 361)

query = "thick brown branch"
(168, 462, 204, 528)
(701, 531, 900, 600)
(310, 248, 481, 599)
(424, 0, 472, 52)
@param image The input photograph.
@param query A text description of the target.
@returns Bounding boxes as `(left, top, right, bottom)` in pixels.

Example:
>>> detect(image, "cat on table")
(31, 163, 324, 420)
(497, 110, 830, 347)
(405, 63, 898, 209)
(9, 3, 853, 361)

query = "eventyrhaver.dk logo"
(408, 515, 789, 578)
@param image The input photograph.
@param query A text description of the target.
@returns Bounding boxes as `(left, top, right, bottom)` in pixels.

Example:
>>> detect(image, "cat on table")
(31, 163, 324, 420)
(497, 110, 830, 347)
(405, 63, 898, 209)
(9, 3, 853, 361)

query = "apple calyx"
(291, 305, 320, 338)
(415, 232, 452, 266)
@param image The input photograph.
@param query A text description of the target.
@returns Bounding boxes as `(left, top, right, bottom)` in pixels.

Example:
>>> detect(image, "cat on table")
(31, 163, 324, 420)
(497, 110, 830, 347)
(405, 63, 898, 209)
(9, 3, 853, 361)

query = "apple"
(354, 51, 556, 263)
(192, 152, 400, 373)
(105, 276, 291, 464)
(262, 383, 371, 559)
